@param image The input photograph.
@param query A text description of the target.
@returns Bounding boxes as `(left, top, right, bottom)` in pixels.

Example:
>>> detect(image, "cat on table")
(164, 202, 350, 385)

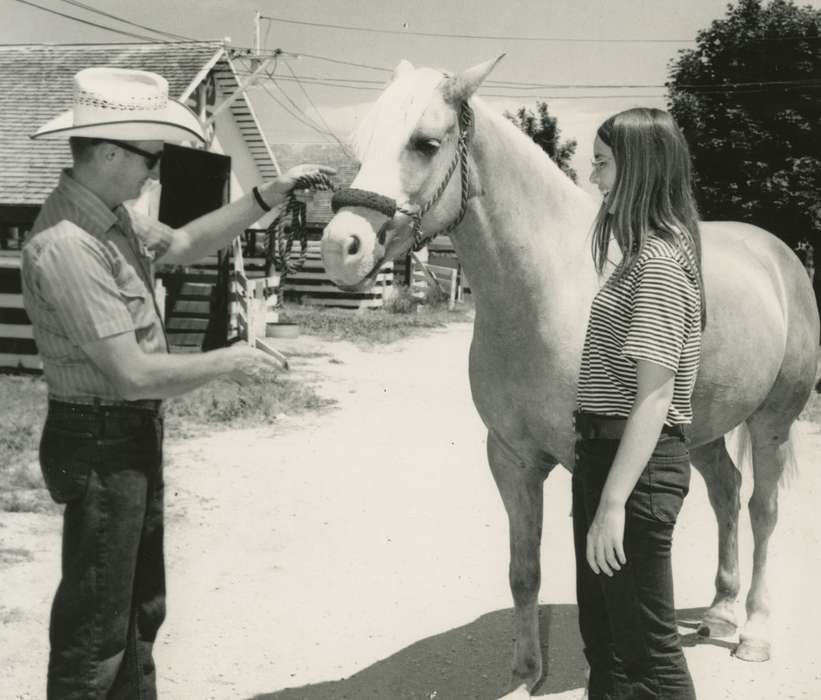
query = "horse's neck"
(452, 104, 600, 329)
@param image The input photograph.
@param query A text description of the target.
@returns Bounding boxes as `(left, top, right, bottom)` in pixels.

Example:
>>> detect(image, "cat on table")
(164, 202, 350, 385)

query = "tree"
(505, 101, 578, 182)
(667, 0, 821, 250)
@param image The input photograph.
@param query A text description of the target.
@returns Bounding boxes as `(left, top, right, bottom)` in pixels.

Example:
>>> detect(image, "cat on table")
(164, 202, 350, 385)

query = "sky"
(4, 0, 821, 194)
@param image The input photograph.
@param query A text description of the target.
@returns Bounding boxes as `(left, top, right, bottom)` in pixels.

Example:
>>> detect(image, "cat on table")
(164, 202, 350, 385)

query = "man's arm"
(82, 332, 278, 400)
(157, 164, 335, 266)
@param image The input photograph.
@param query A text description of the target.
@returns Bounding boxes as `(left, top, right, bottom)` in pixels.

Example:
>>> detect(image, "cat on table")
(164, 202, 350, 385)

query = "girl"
(573, 107, 706, 699)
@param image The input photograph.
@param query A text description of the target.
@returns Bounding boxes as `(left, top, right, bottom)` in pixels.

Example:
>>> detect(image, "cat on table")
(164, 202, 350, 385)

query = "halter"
(331, 101, 474, 252)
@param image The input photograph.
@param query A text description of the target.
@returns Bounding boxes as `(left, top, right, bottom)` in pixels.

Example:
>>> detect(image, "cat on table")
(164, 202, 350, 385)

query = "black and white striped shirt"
(577, 234, 702, 426)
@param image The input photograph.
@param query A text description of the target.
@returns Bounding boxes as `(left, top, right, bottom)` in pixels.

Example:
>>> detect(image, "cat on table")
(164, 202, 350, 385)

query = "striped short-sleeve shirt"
(21, 169, 174, 401)
(576, 234, 702, 426)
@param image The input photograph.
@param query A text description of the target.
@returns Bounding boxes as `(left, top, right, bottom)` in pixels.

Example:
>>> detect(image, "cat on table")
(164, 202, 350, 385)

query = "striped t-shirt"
(576, 234, 702, 426)
(21, 169, 173, 401)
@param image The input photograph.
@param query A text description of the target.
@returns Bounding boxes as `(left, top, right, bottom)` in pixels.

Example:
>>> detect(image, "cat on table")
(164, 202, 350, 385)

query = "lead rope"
(268, 173, 336, 275)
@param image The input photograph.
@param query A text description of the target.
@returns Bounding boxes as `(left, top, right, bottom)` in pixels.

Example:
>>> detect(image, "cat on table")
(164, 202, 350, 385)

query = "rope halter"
(331, 101, 474, 252)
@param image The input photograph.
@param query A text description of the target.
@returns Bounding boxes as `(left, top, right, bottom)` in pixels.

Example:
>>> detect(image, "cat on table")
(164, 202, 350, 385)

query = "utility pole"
(254, 10, 261, 57)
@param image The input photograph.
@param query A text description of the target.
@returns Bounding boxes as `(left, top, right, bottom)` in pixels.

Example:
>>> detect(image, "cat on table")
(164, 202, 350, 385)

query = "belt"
(573, 411, 685, 441)
(48, 396, 163, 414)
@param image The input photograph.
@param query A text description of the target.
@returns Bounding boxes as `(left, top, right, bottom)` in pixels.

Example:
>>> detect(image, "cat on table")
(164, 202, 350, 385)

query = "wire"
(269, 50, 392, 73)
(233, 67, 821, 95)
(251, 60, 336, 139)
(12, 0, 166, 41)
(259, 81, 336, 138)
(260, 14, 698, 44)
(281, 58, 355, 157)
(237, 49, 821, 92)
(53, 0, 197, 41)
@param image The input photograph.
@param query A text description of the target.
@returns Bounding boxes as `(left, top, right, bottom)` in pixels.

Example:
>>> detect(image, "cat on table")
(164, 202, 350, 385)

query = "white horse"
(320, 57, 819, 698)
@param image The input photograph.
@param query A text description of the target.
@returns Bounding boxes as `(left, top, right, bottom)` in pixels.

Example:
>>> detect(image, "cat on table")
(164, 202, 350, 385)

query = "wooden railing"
(230, 237, 289, 369)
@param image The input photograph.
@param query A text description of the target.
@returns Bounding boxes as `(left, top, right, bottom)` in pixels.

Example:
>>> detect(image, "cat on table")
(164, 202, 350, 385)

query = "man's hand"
(224, 342, 285, 385)
(262, 163, 337, 204)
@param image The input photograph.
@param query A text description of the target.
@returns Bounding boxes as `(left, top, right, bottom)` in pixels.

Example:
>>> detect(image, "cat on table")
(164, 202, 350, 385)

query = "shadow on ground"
(251, 605, 718, 700)
(251, 604, 585, 700)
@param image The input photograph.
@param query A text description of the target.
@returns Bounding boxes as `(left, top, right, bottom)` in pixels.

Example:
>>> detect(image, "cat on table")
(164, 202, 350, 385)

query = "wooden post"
(448, 267, 457, 311)
(154, 279, 166, 321)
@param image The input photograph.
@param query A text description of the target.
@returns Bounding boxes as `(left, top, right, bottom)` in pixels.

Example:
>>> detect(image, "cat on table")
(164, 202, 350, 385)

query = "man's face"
(106, 140, 164, 202)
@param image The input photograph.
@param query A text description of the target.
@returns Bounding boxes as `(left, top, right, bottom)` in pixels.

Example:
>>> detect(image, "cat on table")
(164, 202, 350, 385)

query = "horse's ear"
(442, 54, 505, 104)
(392, 60, 415, 82)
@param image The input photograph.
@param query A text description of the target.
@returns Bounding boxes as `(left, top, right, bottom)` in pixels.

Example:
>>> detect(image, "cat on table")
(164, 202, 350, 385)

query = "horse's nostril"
(347, 235, 361, 256)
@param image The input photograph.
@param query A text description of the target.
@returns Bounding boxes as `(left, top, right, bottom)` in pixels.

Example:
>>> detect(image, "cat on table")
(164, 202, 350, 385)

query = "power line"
(276, 50, 391, 73)
(12, 0, 167, 41)
(255, 61, 338, 141)
(236, 49, 821, 92)
(264, 63, 329, 134)
(53, 0, 197, 41)
(281, 57, 355, 157)
(234, 65, 821, 94)
(260, 14, 697, 44)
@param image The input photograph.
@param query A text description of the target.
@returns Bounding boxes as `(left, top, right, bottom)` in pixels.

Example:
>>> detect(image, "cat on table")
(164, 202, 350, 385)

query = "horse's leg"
(487, 431, 550, 696)
(734, 419, 791, 662)
(690, 438, 742, 638)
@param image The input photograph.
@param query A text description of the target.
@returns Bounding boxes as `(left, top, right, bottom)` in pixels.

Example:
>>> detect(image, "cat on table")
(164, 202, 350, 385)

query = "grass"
(0, 372, 334, 513)
(0, 293, 473, 513)
(281, 288, 474, 346)
(164, 372, 335, 435)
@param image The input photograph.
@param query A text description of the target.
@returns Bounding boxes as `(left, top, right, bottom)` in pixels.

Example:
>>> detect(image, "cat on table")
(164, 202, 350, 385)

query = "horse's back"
(690, 221, 819, 444)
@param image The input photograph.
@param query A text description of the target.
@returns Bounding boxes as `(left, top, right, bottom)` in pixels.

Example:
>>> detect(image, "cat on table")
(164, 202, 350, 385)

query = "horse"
(320, 57, 820, 698)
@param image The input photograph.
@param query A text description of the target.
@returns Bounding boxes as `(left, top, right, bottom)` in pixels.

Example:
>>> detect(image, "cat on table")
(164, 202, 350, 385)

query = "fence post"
(154, 279, 166, 321)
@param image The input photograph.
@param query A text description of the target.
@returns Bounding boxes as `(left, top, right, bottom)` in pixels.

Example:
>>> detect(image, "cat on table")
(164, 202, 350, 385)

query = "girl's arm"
(586, 359, 675, 576)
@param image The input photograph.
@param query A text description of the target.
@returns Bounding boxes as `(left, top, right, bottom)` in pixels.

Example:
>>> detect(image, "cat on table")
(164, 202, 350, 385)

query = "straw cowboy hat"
(31, 66, 206, 143)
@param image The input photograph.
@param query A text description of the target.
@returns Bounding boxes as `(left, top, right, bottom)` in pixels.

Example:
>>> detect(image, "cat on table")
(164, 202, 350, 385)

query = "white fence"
(409, 253, 469, 310)
(230, 237, 289, 369)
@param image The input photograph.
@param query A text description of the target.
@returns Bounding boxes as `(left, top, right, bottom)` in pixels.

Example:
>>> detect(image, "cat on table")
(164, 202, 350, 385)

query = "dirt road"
(2, 322, 820, 699)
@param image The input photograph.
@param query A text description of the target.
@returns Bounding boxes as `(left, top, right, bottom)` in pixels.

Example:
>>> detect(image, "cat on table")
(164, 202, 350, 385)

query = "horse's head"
(321, 57, 503, 290)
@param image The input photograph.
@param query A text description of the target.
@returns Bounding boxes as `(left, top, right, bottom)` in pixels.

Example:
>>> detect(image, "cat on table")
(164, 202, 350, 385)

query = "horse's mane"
(351, 63, 592, 214)
(351, 67, 445, 162)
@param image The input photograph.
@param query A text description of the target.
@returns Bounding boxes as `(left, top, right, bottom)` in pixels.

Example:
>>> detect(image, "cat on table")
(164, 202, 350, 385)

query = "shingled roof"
(0, 41, 278, 207)
(270, 142, 360, 224)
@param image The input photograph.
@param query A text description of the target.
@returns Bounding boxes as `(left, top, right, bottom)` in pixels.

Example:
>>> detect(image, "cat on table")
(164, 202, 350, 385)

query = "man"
(22, 66, 333, 699)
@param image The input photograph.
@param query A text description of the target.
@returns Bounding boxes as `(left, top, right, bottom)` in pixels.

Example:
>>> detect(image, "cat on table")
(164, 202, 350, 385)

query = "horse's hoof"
(733, 636, 771, 662)
(698, 613, 737, 638)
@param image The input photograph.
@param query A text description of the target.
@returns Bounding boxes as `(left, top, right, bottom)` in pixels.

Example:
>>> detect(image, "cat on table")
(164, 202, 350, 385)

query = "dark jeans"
(40, 400, 165, 699)
(572, 432, 696, 700)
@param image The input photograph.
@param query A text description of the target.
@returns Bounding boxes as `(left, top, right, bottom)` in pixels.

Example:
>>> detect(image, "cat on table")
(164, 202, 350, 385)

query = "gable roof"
(270, 142, 360, 224)
(0, 41, 278, 207)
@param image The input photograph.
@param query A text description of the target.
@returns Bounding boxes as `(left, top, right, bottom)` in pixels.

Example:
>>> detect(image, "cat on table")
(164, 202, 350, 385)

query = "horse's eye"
(411, 138, 441, 157)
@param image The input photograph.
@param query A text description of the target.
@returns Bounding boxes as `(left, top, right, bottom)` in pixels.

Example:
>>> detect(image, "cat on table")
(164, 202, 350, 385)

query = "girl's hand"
(586, 500, 627, 576)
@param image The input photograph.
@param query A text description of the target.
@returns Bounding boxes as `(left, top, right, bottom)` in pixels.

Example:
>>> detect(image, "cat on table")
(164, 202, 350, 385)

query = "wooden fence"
(0, 256, 39, 370)
(230, 238, 289, 369)
(280, 240, 393, 308)
(409, 253, 469, 310)
(1, 254, 168, 370)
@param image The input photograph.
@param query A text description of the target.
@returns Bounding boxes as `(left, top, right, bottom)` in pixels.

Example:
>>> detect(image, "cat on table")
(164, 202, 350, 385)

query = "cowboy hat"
(31, 66, 206, 143)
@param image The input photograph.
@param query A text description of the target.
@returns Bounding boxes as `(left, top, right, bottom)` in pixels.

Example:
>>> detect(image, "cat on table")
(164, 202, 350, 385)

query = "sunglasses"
(100, 139, 164, 169)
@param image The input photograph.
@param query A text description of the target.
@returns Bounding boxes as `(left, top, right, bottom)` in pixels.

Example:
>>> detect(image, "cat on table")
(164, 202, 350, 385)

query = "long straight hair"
(591, 108, 706, 327)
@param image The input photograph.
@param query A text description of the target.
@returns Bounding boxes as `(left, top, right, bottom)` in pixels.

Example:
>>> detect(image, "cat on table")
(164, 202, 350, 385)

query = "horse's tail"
(723, 422, 799, 489)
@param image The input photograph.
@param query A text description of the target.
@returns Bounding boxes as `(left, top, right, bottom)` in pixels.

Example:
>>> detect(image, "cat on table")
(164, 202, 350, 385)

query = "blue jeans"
(40, 400, 165, 699)
(572, 432, 696, 700)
